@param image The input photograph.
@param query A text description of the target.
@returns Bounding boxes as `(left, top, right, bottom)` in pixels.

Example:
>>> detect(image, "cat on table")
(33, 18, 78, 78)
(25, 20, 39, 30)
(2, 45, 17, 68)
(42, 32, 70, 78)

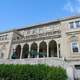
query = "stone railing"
(0, 57, 66, 67)
(13, 30, 61, 43)
(0, 57, 80, 80)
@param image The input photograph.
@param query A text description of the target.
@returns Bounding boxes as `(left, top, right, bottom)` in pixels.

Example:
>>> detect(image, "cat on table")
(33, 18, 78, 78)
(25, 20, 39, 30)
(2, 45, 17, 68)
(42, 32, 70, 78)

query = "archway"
(31, 42, 37, 58)
(39, 41, 47, 58)
(22, 44, 29, 58)
(15, 45, 21, 59)
(49, 40, 57, 57)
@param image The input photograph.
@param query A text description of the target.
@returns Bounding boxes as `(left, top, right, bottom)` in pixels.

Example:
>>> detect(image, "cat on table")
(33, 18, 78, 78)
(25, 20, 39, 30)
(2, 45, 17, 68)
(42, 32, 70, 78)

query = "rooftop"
(0, 15, 80, 34)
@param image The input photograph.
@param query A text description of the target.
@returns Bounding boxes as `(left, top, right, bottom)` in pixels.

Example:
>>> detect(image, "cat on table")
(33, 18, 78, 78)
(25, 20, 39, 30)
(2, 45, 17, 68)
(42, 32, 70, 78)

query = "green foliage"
(0, 64, 67, 80)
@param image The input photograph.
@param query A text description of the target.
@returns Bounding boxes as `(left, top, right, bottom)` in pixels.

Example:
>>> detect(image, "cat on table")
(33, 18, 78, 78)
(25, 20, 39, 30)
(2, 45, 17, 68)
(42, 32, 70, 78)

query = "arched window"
(49, 40, 57, 57)
(15, 45, 21, 59)
(22, 44, 29, 58)
(31, 42, 38, 58)
(39, 41, 47, 58)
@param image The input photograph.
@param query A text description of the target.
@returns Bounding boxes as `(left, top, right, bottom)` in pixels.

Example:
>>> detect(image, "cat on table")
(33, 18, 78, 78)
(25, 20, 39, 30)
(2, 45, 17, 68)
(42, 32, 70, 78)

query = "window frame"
(75, 65, 80, 70)
(75, 21, 80, 28)
(71, 42, 79, 53)
(69, 22, 75, 29)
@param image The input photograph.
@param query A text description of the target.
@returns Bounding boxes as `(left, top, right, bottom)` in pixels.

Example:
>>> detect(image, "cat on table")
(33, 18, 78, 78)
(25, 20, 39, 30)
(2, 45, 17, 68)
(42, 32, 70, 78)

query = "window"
(69, 21, 80, 29)
(75, 65, 80, 69)
(71, 42, 79, 53)
(32, 29, 37, 34)
(75, 21, 80, 28)
(69, 22, 74, 29)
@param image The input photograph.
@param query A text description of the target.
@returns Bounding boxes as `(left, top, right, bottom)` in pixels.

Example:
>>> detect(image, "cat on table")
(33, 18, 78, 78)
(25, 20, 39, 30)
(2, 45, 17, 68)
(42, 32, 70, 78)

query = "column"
(57, 43, 59, 58)
(20, 45, 23, 59)
(37, 43, 39, 58)
(28, 44, 31, 58)
(47, 42, 49, 57)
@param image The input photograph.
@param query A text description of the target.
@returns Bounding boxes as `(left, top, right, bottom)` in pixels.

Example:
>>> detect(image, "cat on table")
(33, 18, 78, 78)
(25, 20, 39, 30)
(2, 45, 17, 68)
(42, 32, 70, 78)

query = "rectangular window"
(75, 21, 80, 28)
(71, 42, 79, 53)
(69, 22, 74, 29)
(75, 65, 80, 69)
(32, 29, 37, 34)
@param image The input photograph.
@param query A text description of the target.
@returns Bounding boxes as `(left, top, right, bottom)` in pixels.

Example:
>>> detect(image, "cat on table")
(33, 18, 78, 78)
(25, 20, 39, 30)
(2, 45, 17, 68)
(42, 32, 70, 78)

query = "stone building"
(0, 15, 80, 79)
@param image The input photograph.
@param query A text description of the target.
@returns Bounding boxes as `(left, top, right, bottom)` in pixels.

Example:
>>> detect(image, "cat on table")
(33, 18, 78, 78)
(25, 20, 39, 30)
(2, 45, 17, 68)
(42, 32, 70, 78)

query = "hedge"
(0, 64, 67, 80)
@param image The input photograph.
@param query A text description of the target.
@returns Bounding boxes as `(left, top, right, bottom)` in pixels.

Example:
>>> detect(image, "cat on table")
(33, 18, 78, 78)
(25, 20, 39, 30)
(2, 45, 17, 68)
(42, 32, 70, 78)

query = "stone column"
(47, 42, 49, 57)
(37, 43, 39, 58)
(28, 43, 31, 58)
(20, 45, 23, 59)
(57, 43, 59, 58)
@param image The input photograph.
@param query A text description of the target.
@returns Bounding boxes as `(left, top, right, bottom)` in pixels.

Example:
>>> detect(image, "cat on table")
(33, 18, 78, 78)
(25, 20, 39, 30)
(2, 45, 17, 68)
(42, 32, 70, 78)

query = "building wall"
(0, 32, 13, 59)
(0, 16, 80, 79)
(0, 17, 80, 60)
(61, 17, 80, 59)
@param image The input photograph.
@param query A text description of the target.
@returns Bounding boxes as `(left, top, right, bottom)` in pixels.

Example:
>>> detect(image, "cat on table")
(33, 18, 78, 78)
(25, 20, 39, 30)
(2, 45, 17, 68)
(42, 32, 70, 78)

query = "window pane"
(72, 42, 79, 52)
(73, 47, 78, 52)
(75, 65, 80, 69)
(70, 22, 74, 29)
(75, 21, 80, 28)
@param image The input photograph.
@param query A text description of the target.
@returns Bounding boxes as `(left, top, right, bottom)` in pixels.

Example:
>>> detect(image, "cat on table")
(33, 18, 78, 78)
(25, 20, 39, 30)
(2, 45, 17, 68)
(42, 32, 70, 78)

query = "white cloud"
(63, 2, 74, 13)
(77, 0, 80, 2)
(63, 0, 80, 14)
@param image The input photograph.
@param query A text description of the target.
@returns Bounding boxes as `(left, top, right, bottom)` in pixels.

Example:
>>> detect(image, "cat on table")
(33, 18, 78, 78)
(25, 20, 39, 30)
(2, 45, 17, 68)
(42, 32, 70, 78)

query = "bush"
(0, 64, 67, 80)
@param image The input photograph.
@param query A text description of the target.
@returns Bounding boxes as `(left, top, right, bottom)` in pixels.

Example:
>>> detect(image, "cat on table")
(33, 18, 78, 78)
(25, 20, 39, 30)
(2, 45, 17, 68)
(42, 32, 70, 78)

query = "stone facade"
(0, 15, 80, 79)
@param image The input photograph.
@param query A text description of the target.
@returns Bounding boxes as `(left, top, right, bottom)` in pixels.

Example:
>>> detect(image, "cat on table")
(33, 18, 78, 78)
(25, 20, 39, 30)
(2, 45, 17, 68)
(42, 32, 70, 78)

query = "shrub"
(0, 64, 67, 80)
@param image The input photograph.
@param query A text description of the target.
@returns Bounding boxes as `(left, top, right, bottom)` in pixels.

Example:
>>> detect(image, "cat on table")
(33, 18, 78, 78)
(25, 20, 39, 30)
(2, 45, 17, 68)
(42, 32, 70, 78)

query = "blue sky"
(0, 0, 80, 32)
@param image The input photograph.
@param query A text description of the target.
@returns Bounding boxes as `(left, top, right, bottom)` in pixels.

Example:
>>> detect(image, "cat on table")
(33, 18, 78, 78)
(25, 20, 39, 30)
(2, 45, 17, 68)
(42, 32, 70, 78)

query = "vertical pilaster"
(47, 42, 49, 57)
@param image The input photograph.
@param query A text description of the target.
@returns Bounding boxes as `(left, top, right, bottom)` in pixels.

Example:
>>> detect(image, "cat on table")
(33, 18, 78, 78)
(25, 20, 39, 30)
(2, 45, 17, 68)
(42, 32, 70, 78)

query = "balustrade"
(13, 30, 61, 43)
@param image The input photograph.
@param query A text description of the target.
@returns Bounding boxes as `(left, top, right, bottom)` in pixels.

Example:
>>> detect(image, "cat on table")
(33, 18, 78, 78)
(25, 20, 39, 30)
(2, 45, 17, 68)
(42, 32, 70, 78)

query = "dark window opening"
(73, 47, 78, 52)
(75, 65, 80, 69)
(75, 21, 80, 28)
(70, 22, 74, 29)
